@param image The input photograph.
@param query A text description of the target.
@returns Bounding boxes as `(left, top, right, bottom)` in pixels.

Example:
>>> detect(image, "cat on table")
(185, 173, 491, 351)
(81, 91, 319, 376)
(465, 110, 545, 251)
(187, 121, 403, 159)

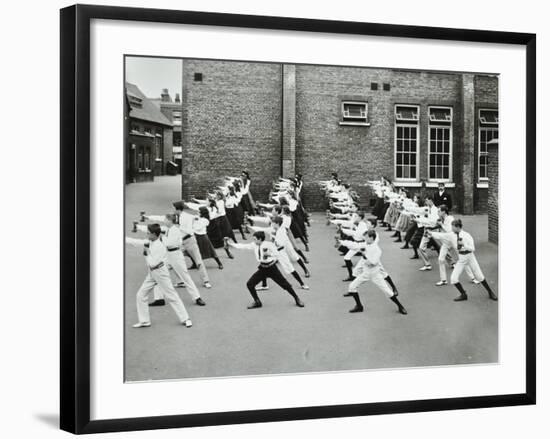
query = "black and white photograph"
(124, 56, 500, 382)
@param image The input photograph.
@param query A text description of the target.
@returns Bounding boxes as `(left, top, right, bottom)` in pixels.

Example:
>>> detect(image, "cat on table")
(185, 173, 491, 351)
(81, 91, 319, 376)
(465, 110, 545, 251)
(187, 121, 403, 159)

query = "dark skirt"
(291, 210, 307, 240)
(226, 206, 243, 229)
(373, 197, 385, 218)
(240, 196, 252, 215)
(207, 218, 224, 248)
(404, 222, 418, 243)
(216, 215, 236, 242)
(195, 233, 218, 260)
(410, 226, 425, 248)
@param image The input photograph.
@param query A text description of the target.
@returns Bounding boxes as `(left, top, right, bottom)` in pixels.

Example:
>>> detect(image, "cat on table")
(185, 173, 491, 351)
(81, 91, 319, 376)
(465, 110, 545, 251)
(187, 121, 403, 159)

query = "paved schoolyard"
(124, 176, 498, 382)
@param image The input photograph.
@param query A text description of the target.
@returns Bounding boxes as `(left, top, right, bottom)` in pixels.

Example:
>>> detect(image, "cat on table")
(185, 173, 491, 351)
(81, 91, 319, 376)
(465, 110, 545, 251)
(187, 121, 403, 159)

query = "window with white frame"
(428, 107, 452, 181)
(478, 109, 498, 181)
(394, 105, 419, 180)
(341, 101, 368, 124)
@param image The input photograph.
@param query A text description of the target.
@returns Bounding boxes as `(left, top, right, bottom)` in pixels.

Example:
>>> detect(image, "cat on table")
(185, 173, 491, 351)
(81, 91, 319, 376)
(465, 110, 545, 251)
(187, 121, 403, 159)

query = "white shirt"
(208, 205, 220, 220)
(225, 195, 239, 208)
(125, 236, 166, 269)
(288, 198, 298, 212)
(177, 212, 195, 236)
(281, 215, 292, 230)
(241, 179, 250, 195)
(438, 214, 455, 233)
(164, 225, 183, 249)
(216, 199, 226, 216)
(274, 226, 290, 249)
(232, 241, 279, 264)
(192, 217, 209, 235)
(416, 205, 439, 227)
(341, 220, 367, 241)
(431, 230, 475, 252)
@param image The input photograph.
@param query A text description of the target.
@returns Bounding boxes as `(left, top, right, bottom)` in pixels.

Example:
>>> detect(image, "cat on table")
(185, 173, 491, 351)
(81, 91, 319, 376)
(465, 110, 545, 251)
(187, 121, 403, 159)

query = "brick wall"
(179, 60, 497, 212)
(474, 188, 488, 213)
(181, 60, 282, 201)
(295, 66, 468, 210)
(474, 75, 499, 204)
(488, 143, 499, 243)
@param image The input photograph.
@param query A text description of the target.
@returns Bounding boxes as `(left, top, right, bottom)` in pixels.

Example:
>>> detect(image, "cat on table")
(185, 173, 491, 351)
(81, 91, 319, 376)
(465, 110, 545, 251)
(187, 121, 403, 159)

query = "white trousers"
(136, 266, 189, 324)
(182, 236, 209, 283)
(450, 253, 485, 284)
(438, 244, 474, 282)
(166, 250, 200, 299)
(277, 249, 296, 275)
(284, 240, 300, 262)
(353, 260, 388, 279)
(348, 267, 394, 298)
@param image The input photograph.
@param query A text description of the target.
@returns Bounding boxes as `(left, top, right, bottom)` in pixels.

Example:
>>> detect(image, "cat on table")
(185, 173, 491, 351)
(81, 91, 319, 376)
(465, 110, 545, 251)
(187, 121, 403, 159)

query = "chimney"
(175, 93, 181, 103)
(161, 88, 171, 102)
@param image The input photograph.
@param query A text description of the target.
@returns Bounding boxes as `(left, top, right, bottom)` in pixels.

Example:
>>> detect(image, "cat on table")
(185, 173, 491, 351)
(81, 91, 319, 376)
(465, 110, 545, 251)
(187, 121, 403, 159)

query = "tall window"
(394, 105, 419, 180)
(478, 109, 498, 180)
(154, 135, 163, 159)
(428, 107, 452, 181)
(137, 146, 144, 170)
(144, 147, 151, 170)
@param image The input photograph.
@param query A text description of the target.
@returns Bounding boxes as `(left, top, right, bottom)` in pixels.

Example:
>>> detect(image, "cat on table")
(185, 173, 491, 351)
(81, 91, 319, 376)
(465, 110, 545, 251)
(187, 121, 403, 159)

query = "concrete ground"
(124, 176, 498, 382)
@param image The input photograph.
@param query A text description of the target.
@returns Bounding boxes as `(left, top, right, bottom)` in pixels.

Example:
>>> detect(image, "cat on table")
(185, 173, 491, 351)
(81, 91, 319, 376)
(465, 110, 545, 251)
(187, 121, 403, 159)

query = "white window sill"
(393, 181, 456, 188)
(476, 182, 489, 188)
(339, 121, 370, 127)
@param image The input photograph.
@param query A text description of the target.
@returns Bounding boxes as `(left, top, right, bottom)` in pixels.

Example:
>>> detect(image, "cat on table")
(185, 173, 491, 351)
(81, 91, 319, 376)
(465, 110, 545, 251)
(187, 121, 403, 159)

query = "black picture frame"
(60, 4, 536, 434)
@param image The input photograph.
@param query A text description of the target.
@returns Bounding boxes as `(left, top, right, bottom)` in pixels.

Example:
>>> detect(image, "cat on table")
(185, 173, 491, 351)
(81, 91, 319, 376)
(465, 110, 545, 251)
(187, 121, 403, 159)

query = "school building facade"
(180, 60, 498, 213)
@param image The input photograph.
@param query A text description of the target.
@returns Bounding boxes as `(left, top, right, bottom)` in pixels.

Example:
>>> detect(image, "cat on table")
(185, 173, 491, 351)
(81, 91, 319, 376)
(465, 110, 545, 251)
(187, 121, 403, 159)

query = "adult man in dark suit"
(433, 182, 453, 211)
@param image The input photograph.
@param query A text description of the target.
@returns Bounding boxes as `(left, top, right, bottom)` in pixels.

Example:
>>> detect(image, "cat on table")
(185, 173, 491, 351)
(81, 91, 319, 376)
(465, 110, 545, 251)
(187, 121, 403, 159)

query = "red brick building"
(180, 60, 498, 213)
(126, 82, 173, 182)
(151, 89, 183, 172)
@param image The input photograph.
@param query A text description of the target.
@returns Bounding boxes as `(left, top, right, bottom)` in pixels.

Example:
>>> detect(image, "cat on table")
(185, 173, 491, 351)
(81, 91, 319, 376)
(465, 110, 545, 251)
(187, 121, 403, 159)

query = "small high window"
(339, 101, 369, 126)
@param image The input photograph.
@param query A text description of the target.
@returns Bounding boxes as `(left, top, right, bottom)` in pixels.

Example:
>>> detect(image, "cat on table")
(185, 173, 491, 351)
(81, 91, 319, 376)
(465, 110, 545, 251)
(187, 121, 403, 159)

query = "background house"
(125, 82, 173, 182)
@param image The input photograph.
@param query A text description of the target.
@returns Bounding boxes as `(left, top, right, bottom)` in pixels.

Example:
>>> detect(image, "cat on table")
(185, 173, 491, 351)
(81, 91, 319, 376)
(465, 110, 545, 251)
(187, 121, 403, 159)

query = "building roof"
(125, 82, 172, 127)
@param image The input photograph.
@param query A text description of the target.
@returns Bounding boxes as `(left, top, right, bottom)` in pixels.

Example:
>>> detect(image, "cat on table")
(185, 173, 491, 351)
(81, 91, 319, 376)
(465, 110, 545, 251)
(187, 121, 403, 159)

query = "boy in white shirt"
(342, 229, 408, 315)
(427, 219, 498, 302)
(125, 223, 193, 328)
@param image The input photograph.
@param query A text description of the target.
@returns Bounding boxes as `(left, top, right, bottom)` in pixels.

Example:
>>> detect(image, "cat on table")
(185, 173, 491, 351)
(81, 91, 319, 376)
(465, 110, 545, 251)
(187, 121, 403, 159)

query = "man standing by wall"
(434, 182, 453, 211)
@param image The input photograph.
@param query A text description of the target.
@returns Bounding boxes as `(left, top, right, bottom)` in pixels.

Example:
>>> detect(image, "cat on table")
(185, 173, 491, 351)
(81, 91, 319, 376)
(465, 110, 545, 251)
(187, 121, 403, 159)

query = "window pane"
(411, 154, 416, 165)
(430, 141, 436, 152)
(411, 140, 417, 151)
(444, 129, 450, 141)
(397, 154, 403, 165)
(403, 167, 410, 179)
(411, 127, 417, 138)
(411, 167, 416, 178)
(397, 126, 403, 138)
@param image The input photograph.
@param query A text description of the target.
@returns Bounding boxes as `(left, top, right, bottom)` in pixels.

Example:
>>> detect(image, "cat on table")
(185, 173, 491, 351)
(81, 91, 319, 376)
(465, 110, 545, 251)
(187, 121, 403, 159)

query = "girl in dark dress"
(239, 170, 256, 215)
(215, 191, 238, 244)
(287, 189, 309, 243)
(194, 206, 225, 269)
(224, 186, 247, 240)
(206, 198, 224, 248)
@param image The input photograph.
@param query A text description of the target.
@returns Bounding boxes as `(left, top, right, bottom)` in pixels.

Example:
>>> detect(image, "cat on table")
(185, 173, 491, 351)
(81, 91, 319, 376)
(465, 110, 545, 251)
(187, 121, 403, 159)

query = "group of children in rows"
(323, 173, 497, 315)
(126, 171, 313, 328)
